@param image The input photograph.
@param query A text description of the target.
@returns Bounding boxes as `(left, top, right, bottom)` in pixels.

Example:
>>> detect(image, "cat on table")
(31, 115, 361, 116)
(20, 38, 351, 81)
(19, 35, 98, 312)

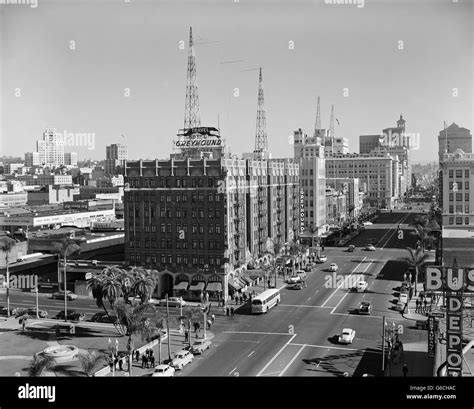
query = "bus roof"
(253, 288, 280, 300)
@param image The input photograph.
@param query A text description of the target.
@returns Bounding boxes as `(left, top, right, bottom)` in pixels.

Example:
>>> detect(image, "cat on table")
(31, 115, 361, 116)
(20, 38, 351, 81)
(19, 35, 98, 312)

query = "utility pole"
(166, 294, 171, 361)
(382, 316, 386, 373)
(35, 287, 39, 319)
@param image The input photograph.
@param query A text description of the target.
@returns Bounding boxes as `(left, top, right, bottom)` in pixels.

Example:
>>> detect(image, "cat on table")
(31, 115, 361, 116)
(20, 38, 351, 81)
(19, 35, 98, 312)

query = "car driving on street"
(338, 328, 356, 344)
(316, 255, 327, 263)
(358, 302, 372, 315)
(365, 244, 376, 251)
(190, 338, 212, 355)
(52, 291, 78, 301)
(158, 297, 186, 308)
(328, 263, 338, 272)
(152, 364, 175, 377)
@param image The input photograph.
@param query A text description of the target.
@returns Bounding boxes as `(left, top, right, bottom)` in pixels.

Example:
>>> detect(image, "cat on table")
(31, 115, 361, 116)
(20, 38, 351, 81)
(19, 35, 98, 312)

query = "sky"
(0, 0, 472, 164)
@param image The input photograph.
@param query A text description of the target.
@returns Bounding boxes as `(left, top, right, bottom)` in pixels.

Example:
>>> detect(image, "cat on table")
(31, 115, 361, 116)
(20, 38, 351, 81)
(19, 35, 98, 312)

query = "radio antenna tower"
(313, 96, 321, 136)
(254, 67, 268, 159)
(329, 104, 335, 139)
(184, 27, 201, 130)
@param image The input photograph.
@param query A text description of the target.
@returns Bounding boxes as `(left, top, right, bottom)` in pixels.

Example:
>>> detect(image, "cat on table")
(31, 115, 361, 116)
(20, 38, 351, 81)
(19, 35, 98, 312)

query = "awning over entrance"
(241, 276, 252, 286)
(189, 282, 205, 291)
(173, 281, 189, 291)
(206, 282, 222, 292)
(228, 281, 241, 291)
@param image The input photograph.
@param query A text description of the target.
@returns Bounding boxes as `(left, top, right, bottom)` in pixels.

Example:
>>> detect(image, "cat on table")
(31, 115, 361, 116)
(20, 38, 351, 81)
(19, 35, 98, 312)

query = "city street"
(182, 212, 429, 377)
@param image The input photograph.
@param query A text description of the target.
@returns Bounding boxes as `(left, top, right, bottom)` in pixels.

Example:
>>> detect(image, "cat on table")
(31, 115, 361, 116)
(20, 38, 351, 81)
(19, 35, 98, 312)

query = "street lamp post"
(34, 287, 39, 319)
(108, 338, 117, 377)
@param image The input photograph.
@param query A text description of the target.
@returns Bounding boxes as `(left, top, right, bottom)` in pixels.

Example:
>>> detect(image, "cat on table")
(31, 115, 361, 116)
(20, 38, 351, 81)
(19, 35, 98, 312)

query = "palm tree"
(114, 300, 157, 375)
(29, 354, 55, 377)
(403, 247, 430, 296)
(52, 240, 81, 322)
(87, 265, 124, 325)
(131, 275, 156, 304)
(0, 236, 16, 317)
(77, 351, 106, 377)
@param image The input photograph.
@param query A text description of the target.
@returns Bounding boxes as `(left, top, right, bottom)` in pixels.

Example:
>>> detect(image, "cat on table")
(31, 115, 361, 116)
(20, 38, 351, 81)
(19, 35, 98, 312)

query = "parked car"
(190, 338, 212, 355)
(358, 302, 372, 315)
(304, 265, 312, 272)
(296, 270, 307, 280)
(170, 350, 194, 370)
(27, 308, 48, 318)
(287, 282, 306, 290)
(90, 312, 117, 323)
(12, 307, 28, 318)
(152, 364, 175, 377)
(365, 244, 376, 251)
(54, 310, 85, 321)
(355, 281, 368, 293)
(286, 275, 302, 284)
(348, 245, 355, 252)
(0, 306, 13, 316)
(52, 291, 78, 301)
(316, 255, 327, 263)
(158, 297, 186, 308)
(328, 263, 338, 272)
(363, 221, 373, 226)
(396, 301, 405, 311)
(338, 328, 356, 344)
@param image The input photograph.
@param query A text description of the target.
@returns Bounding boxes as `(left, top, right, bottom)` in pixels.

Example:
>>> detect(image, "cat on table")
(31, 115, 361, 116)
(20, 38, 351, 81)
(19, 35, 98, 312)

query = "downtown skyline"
(0, 0, 472, 163)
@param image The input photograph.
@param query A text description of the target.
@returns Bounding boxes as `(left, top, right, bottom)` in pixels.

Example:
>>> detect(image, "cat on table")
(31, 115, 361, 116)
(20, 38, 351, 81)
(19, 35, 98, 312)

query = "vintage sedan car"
(52, 291, 78, 301)
(358, 302, 372, 315)
(328, 263, 338, 272)
(287, 282, 306, 290)
(355, 281, 368, 293)
(190, 338, 212, 355)
(286, 275, 302, 284)
(158, 297, 186, 308)
(54, 310, 86, 321)
(338, 328, 356, 344)
(90, 312, 117, 323)
(170, 350, 194, 370)
(365, 244, 376, 251)
(348, 245, 356, 252)
(362, 221, 373, 226)
(152, 364, 175, 377)
(316, 255, 327, 263)
(27, 308, 48, 318)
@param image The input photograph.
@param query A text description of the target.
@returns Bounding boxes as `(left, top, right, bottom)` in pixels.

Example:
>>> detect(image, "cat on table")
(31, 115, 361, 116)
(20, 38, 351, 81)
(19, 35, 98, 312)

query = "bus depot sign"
(176, 127, 222, 148)
(426, 266, 469, 377)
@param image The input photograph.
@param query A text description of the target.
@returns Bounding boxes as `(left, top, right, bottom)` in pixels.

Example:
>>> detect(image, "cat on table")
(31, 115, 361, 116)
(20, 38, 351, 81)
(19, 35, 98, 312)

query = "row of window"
(129, 239, 223, 250)
(448, 169, 470, 179)
(127, 177, 221, 189)
(448, 217, 471, 225)
(448, 181, 469, 190)
(448, 205, 470, 214)
(449, 193, 470, 202)
(129, 253, 222, 266)
(127, 192, 223, 202)
(129, 208, 222, 220)
(129, 223, 223, 234)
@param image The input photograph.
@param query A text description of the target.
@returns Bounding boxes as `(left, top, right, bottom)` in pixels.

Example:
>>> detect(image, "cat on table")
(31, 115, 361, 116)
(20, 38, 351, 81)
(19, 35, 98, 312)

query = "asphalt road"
(183, 211, 428, 377)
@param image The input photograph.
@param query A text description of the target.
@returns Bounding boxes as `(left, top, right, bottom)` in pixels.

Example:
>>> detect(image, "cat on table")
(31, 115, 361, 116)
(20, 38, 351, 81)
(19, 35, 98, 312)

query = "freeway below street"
(183, 211, 429, 377)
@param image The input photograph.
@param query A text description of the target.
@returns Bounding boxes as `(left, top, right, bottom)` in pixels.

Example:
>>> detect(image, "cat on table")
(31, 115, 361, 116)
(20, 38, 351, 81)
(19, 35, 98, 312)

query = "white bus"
(251, 289, 281, 314)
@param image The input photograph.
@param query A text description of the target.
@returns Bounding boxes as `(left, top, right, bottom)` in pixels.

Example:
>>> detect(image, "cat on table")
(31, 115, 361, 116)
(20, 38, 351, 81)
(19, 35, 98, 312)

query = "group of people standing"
(134, 348, 155, 369)
(415, 294, 431, 314)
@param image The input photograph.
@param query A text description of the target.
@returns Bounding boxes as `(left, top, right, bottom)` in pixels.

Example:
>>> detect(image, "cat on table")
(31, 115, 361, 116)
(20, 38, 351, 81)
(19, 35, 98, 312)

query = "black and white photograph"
(0, 0, 473, 408)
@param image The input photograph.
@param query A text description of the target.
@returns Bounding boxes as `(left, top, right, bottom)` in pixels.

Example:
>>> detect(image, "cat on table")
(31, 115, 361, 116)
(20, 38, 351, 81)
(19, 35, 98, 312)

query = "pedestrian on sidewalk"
(150, 355, 155, 368)
(322, 245, 325, 252)
(403, 302, 408, 314)
(423, 299, 428, 314)
(415, 299, 420, 313)
(402, 364, 408, 377)
(207, 319, 212, 329)
(141, 354, 146, 369)
(230, 307, 234, 317)
(226, 307, 229, 316)
(134, 350, 139, 362)
(184, 329, 189, 343)
(211, 314, 215, 324)
(267, 279, 271, 289)
(119, 357, 123, 371)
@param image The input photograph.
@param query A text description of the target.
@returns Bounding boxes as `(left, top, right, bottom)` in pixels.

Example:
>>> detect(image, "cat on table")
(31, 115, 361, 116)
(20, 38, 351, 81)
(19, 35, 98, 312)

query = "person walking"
(211, 314, 215, 324)
(184, 329, 189, 344)
(230, 307, 235, 317)
(402, 364, 408, 377)
(135, 350, 140, 362)
(403, 301, 408, 314)
(141, 354, 146, 369)
(423, 299, 428, 314)
(226, 307, 229, 316)
(321, 245, 325, 252)
(118, 357, 123, 371)
(150, 355, 155, 368)
(415, 299, 420, 313)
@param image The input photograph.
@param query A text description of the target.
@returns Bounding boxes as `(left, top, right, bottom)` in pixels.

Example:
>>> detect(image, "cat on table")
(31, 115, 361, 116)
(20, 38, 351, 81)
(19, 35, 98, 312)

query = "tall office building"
(64, 152, 78, 167)
(24, 152, 40, 167)
(326, 153, 400, 208)
(359, 135, 382, 154)
(438, 123, 472, 163)
(36, 127, 65, 167)
(293, 128, 327, 237)
(105, 143, 128, 176)
(440, 149, 474, 227)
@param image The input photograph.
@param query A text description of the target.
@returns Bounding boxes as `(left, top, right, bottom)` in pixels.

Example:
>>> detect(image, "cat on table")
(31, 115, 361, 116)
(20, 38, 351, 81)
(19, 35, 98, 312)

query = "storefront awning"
(206, 282, 222, 292)
(173, 281, 189, 291)
(189, 282, 205, 291)
(228, 281, 241, 291)
(241, 276, 252, 285)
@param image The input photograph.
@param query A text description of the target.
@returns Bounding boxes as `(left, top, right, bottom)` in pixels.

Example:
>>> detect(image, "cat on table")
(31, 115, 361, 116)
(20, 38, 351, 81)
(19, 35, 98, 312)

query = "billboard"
(176, 127, 222, 148)
(426, 266, 474, 292)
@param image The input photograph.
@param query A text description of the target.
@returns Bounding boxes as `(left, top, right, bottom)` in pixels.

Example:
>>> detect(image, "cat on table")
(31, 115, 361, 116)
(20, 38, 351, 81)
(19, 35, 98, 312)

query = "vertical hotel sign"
(426, 266, 473, 376)
(299, 189, 305, 233)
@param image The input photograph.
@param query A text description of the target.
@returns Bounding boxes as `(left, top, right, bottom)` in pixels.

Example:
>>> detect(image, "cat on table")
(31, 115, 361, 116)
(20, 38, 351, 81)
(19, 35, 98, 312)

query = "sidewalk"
(105, 328, 215, 377)
(402, 283, 435, 321)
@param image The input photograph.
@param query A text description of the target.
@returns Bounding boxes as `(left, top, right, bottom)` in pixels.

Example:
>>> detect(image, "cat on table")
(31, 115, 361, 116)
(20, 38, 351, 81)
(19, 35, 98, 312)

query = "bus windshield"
(252, 300, 262, 305)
